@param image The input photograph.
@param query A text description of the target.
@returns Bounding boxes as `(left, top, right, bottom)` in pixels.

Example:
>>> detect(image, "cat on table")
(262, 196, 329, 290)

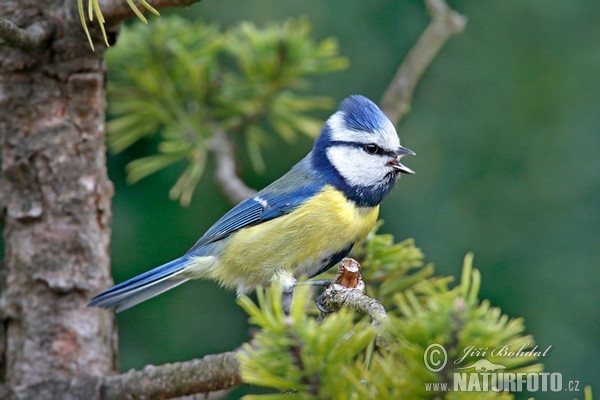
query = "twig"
(0, 18, 54, 50)
(380, 0, 467, 125)
(208, 130, 257, 205)
(317, 258, 388, 325)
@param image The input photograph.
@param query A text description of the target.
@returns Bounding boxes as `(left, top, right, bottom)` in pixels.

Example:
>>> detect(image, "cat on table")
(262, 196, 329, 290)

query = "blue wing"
(88, 185, 320, 313)
(89, 153, 324, 312)
(187, 157, 324, 253)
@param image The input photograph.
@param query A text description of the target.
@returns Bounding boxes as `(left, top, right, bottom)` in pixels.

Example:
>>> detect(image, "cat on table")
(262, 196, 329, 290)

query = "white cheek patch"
(327, 112, 401, 150)
(326, 146, 390, 188)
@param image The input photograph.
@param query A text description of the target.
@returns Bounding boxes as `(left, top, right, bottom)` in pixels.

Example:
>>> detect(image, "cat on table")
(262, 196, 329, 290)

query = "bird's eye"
(364, 143, 381, 155)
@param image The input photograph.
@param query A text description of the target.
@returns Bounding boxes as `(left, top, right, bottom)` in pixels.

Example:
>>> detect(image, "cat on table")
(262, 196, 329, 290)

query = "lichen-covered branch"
(317, 258, 388, 325)
(380, 0, 467, 125)
(208, 130, 257, 205)
(0, 18, 54, 50)
(101, 351, 242, 399)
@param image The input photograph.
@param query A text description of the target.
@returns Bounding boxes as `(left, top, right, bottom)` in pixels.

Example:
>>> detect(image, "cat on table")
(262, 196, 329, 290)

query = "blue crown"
(339, 95, 389, 133)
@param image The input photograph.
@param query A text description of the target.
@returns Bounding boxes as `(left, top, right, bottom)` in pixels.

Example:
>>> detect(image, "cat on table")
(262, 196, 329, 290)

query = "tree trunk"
(0, 1, 117, 397)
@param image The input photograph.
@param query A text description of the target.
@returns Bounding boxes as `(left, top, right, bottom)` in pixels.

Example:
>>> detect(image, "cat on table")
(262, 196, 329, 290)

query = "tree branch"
(380, 0, 467, 125)
(101, 351, 241, 399)
(0, 18, 54, 50)
(3, 351, 242, 399)
(208, 130, 257, 205)
(100, 0, 202, 24)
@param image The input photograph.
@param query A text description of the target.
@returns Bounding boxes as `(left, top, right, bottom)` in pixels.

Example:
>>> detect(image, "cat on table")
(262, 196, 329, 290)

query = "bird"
(88, 95, 415, 312)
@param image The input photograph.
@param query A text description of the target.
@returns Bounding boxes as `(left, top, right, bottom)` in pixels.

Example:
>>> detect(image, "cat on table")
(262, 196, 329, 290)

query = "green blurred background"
(108, 0, 599, 397)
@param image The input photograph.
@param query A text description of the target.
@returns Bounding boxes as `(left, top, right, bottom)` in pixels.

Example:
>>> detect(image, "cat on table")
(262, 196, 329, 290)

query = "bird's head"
(312, 95, 415, 206)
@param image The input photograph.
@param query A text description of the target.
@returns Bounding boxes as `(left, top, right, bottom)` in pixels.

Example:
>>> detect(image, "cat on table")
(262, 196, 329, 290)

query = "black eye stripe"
(330, 140, 396, 157)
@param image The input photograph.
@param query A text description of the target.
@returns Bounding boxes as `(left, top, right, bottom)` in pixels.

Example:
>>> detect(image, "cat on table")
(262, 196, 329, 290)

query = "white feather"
(253, 195, 269, 208)
(326, 146, 392, 188)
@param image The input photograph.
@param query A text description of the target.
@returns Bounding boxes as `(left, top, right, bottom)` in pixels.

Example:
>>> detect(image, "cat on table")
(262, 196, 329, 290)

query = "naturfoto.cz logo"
(423, 343, 581, 394)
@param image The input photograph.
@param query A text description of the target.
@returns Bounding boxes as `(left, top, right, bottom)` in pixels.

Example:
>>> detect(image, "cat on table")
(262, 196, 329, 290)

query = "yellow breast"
(208, 185, 379, 292)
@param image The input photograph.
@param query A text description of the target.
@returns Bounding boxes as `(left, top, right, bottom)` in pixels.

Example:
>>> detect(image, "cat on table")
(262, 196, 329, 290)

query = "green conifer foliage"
(105, 16, 347, 205)
(237, 230, 543, 399)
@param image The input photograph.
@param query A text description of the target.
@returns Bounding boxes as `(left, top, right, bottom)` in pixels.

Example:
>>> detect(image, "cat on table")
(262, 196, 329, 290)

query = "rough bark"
(0, 0, 117, 396)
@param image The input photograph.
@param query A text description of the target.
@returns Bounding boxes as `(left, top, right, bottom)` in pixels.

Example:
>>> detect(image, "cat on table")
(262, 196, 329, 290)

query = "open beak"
(389, 146, 416, 174)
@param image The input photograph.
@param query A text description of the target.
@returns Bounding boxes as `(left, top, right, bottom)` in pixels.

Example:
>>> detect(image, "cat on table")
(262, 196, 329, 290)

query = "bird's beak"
(389, 146, 416, 174)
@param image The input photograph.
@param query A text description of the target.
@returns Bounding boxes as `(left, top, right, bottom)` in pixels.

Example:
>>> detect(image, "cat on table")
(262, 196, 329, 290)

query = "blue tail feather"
(88, 255, 191, 312)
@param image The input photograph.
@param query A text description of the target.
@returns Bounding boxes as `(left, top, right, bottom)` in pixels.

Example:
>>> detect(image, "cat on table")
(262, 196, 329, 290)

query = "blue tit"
(88, 95, 415, 312)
